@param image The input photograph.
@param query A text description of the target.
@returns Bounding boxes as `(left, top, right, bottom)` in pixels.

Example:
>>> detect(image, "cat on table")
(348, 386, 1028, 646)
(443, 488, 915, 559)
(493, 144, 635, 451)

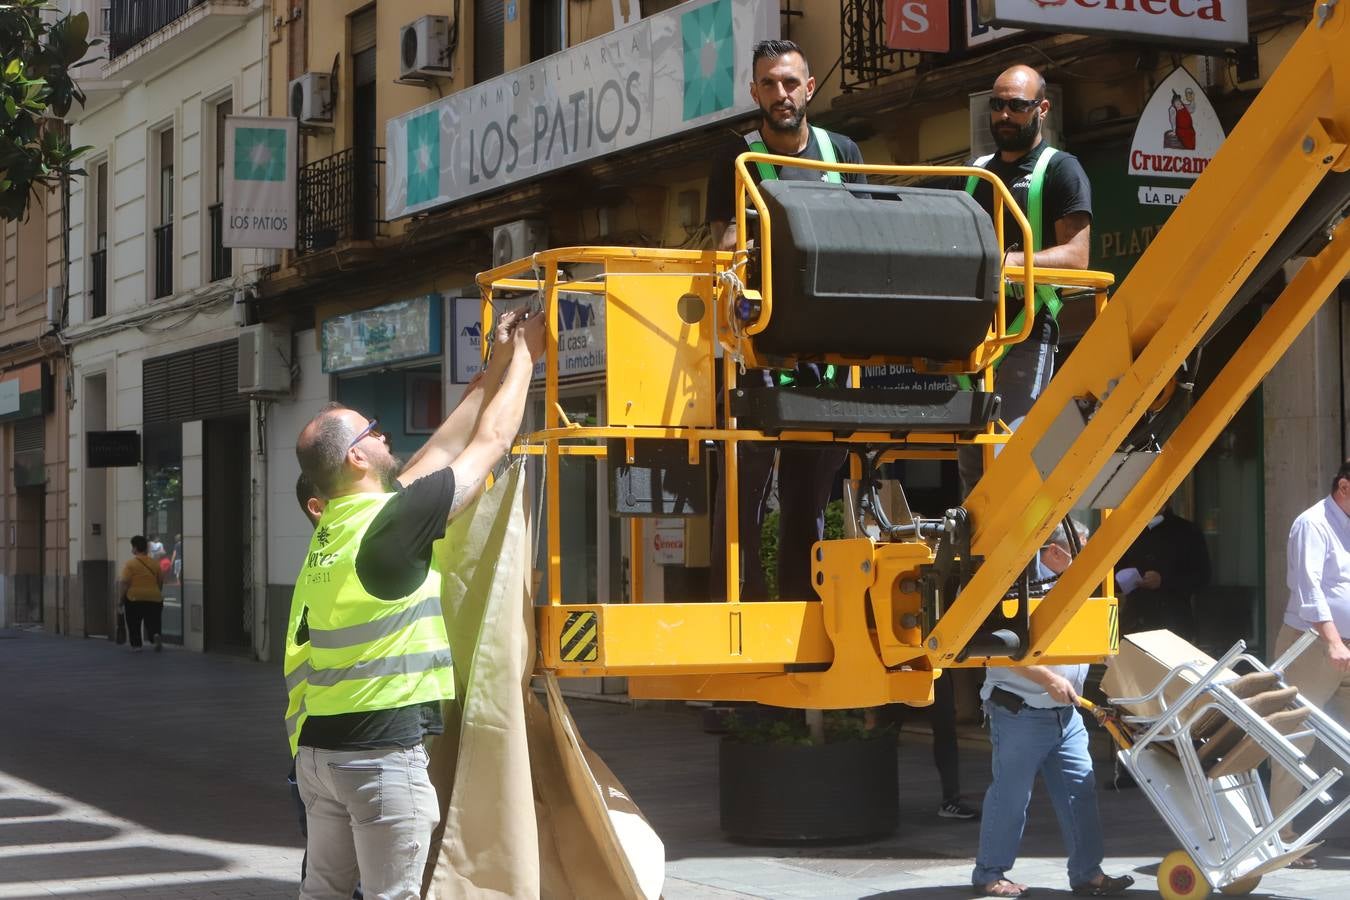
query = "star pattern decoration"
(233, 127, 287, 182)
(681, 0, 735, 122)
(406, 111, 441, 206)
(315, 526, 330, 547)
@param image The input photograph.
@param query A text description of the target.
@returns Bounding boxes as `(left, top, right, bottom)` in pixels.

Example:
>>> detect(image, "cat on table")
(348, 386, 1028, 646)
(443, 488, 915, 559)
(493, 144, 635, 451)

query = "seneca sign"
(977, 0, 1247, 48)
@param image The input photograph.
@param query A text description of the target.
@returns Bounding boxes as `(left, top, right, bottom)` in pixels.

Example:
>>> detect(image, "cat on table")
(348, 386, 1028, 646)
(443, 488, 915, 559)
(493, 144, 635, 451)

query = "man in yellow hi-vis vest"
(957, 64, 1093, 496)
(285, 309, 544, 900)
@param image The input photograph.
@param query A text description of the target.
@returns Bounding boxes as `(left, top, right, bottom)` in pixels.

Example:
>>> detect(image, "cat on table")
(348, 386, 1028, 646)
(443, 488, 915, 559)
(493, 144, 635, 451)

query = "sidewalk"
(1, 628, 1347, 898)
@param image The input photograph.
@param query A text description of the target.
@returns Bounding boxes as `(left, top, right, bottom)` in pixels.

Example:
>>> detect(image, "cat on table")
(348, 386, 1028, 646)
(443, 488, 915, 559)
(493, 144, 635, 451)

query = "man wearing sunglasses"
(285, 308, 545, 900)
(956, 65, 1093, 494)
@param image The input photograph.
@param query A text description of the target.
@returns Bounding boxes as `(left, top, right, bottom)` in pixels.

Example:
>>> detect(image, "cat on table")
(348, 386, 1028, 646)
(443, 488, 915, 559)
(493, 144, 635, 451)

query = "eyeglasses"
(347, 418, 384, 451)
(988, 97, 1040, 114)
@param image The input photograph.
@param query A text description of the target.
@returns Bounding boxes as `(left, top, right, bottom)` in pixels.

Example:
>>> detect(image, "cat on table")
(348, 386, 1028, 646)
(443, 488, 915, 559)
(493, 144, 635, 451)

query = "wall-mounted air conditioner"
(237, 323, 293, 395)
(400, 15, 454, 81)
(492, 219, 548, 268)
(289, 73, 333, 128)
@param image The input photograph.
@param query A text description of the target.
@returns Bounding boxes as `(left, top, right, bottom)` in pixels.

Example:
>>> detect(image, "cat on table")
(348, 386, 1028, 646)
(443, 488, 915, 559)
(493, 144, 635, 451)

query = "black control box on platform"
(754, 181, 1000, 361)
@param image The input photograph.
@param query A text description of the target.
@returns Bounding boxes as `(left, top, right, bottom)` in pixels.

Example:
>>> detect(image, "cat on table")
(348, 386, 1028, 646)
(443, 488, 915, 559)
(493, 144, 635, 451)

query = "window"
(209, 98, 232, 282)
(16, 190, 47, 308)
(474, 0, 504, 82)
(530, 0, 564, 62)
(405, 372, 443, 433)
(90, 159, 109, 318)
(153, 126, 174, 298)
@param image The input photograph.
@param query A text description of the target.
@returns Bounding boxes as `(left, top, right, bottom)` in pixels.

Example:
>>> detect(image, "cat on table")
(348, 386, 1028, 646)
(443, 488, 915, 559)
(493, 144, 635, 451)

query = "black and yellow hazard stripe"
(560, 611, 598, 662)
(1108, 602, 1120, 653)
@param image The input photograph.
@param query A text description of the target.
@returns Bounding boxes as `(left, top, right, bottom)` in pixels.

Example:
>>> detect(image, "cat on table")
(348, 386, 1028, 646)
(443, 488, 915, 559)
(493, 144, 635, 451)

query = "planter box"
(719, 736, 898, 843)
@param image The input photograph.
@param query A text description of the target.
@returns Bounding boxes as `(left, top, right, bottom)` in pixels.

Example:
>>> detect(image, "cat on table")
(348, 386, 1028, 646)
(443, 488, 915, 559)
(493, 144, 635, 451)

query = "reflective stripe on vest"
(745, 126, 844, 184)
(283, 491, 454, 753)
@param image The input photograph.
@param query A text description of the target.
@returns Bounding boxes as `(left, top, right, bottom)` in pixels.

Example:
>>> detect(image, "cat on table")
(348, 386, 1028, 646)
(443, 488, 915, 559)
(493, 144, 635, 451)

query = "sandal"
(977, 878, 1031, 898)
(1070, 873, 1134, 896)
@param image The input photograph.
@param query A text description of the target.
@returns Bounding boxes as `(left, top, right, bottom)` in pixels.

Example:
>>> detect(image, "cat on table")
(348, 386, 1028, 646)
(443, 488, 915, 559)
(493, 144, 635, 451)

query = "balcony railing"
(90, 248, 108, 318)
(297, 147, 385, 255)
(208, 202, 232, 281)
(153, 222, 173, 298)
(109, 0, 199, 59)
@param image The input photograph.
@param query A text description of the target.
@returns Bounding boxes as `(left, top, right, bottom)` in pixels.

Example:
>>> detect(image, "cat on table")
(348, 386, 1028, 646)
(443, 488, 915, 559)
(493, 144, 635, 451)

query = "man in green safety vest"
(956, 64, 1093, 496)
(703, 39, 867, 603)
(285, 309, 544, 900)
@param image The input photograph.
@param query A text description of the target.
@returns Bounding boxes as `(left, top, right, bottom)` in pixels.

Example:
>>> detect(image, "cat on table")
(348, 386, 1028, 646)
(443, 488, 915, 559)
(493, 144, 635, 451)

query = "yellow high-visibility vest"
(282, 490, 453, 756)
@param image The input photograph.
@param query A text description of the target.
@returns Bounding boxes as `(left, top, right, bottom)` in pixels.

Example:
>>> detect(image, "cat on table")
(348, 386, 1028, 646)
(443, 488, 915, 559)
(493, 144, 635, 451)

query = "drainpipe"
(253, 398, 270, 661)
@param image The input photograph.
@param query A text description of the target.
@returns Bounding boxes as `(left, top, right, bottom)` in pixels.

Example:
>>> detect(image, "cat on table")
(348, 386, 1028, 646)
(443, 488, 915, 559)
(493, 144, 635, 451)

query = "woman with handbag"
(117, 535, 165, 652)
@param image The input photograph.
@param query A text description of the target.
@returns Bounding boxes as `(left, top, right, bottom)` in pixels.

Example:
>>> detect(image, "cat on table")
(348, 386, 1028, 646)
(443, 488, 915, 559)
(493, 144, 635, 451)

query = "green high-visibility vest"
(745, 125, 844, 185)
(958, 146, 1064, 387)
(747, 126, 844, 386)
(282, 491, 454, 756)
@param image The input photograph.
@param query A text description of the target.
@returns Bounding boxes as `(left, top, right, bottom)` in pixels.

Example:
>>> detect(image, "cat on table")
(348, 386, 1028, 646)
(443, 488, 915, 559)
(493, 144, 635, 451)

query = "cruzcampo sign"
(977, 0, 1247, 49)
(385, 0, 777, 219)
(223, 116, 298, 249)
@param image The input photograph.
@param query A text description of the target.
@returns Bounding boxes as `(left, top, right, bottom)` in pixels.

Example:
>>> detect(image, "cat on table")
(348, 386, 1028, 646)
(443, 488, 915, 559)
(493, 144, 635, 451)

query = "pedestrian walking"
(117, 535, 164, 653)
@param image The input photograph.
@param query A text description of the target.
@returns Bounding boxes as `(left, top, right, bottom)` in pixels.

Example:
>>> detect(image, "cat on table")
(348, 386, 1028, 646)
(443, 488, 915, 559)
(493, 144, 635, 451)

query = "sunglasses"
(988, 97, 1041, 114)
(347, 418, 385, 451)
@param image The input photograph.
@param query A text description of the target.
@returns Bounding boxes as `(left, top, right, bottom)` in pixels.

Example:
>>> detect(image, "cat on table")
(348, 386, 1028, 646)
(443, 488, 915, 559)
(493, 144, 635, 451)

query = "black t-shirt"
(705, 126, 868, 226)
(298, 468, 457, 752)
(957, 142, 1092, 343)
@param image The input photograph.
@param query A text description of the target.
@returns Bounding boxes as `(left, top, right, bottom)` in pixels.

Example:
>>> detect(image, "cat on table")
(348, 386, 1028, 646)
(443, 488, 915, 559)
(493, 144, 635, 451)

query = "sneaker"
(153, 635, 163, 653)
(938, 798, 979, 820)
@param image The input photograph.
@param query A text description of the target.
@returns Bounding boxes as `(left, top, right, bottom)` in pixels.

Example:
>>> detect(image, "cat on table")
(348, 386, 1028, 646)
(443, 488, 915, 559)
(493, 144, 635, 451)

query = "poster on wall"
(222, 116, 297, 249)
(452, 294, 607, 383)
(385, 0, 778, 219)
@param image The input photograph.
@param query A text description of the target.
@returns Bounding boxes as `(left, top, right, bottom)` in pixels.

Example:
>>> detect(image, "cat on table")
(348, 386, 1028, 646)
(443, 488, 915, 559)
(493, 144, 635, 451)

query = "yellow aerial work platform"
(478, 4, 1350, 712)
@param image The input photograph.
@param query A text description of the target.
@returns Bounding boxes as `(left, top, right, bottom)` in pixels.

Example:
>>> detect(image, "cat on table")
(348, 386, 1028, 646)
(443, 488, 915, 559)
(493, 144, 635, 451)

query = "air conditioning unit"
(400, 15, 453, 80)
(238, 323, 293, 395)
(968, 84, 1064, 160)
(289, 73, 333, 128)
(492, 219, 548, 267)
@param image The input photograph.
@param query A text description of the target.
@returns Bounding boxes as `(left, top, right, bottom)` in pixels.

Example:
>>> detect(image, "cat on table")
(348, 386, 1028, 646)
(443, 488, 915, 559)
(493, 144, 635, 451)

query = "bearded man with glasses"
(955, 65, 1094, 496)
(284, 308, 545, 900)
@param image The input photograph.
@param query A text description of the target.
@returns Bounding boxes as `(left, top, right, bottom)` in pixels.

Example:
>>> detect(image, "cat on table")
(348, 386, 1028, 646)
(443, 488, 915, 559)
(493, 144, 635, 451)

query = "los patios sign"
(977, 0, 1247, 49)
(1128, 67, 1226, 205)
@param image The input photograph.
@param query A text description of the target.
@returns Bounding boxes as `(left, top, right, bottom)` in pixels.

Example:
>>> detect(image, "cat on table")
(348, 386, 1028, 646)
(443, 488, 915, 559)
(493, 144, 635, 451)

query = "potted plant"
(718, 708, 899, 843)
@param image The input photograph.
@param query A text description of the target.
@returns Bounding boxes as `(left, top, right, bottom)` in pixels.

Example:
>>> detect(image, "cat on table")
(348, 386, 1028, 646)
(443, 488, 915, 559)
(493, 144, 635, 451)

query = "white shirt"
(981, 555, 1089, 708)
(1284, 496, 1350, 634)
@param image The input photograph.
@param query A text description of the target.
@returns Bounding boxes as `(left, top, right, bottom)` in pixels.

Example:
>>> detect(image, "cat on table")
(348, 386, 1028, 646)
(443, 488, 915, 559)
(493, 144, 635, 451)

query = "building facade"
(62, 0, 273, 652)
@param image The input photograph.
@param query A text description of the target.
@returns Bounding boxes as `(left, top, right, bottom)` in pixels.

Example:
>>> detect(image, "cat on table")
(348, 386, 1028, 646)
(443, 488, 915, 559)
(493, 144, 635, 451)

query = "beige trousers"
(1268, 624, 1350, 829)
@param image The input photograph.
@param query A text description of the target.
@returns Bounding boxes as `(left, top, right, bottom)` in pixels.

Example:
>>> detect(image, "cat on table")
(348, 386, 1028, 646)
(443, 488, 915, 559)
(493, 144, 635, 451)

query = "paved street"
(3, 627, 1350, 899)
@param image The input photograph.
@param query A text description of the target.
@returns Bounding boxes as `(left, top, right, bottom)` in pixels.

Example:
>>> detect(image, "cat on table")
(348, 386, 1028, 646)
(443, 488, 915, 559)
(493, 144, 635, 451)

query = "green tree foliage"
(1, 0, 94, 221)
(759, 499, 846, 601)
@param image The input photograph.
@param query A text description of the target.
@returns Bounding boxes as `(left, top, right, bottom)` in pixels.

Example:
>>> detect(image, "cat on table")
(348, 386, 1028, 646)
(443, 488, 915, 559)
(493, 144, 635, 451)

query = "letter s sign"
(885, 0, 950, 52)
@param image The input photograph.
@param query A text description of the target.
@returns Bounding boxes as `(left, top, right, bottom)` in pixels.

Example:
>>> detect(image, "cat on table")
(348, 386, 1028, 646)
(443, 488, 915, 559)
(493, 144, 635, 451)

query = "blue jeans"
(972, 703, 1105, 888)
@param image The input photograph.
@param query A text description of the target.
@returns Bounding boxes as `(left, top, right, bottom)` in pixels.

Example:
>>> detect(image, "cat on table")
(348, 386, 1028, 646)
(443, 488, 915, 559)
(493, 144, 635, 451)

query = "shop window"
(406, 371, 442, 434)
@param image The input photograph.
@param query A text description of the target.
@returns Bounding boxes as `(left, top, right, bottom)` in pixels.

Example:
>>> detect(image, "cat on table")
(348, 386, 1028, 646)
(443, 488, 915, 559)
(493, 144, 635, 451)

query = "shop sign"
(321, 295, 444, 374)
(977, 0, 1247, 48)
(222, 116, 298, 249)
(1137, 184, 1190, 206)
(967, 0, 1020, 47)
(385, 0, 776, 219)
(652, 520, 687, 565)
(886, 0, 949, 52)
(87, 431, 142, 468)
(452, 294, 607, 383)
(0, 362, 52, 422)
(1128, 67, 1226, 181)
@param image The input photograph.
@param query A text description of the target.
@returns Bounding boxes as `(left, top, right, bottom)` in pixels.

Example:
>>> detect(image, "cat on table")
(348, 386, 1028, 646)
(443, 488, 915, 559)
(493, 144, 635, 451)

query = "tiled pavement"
(3, 627, 1350, 899)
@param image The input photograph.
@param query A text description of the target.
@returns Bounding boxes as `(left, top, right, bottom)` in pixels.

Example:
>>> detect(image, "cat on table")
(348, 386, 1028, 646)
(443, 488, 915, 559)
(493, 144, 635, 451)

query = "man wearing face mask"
(957, 65, 1093, 494)
(703, 39, 866, 603)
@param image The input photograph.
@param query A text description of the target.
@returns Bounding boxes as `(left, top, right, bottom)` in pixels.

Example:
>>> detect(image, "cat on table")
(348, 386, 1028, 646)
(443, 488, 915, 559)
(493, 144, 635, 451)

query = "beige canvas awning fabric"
(424, 463, 663, 900)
